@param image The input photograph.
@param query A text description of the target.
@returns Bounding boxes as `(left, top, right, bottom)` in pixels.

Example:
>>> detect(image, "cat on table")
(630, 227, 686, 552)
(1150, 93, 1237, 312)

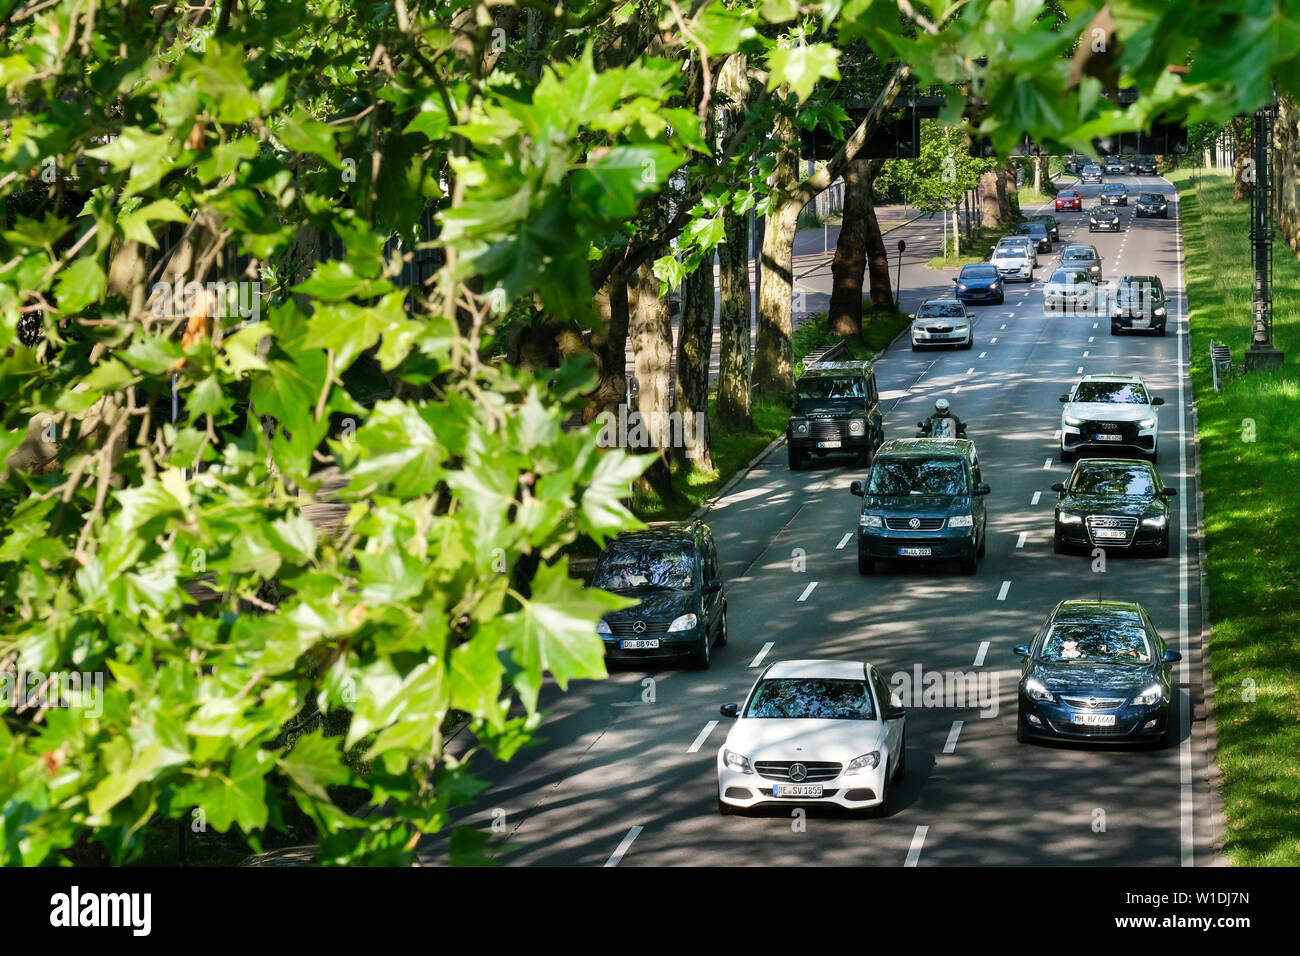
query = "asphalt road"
(420, 173, 1222, 867)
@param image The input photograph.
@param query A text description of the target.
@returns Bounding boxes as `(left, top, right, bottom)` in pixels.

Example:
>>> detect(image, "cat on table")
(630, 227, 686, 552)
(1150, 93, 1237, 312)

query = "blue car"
(952, 263, 1004, 305)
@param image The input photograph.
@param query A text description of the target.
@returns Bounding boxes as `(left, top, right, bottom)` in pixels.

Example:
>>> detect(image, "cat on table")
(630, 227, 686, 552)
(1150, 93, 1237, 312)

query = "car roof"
(1119, 274, 1161, 284)
(876, 437, 974, 459)
(800, 359, 874, 377)
(1072, 457, 1156, 471)
(960, 263, 997, 272)
(919, 297, 965, 306)
(1077, 372, 1145, 384)
(608, 521, 702, 545)
(1051, 600, 1146, 624)
(761, 659, 868, 681)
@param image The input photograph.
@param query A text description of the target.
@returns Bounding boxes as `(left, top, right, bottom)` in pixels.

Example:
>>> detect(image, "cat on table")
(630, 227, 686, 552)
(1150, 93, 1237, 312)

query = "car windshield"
(1049, 270, 1085, 285)
(1063, 248, 1096, 260)
(1083, 166, 1100, 172)
(1116, 281, 1161, 302)
(797, 376, 864, 400)
(961, 265, 997, 279)
(1072, 381, 1150, 404)
(592, 543, 695, 591)
(1092, 208, 1116, 217)
(1018, 225, 1045, 235)
(1139, 194, 1164, 203)
(1070, 465, 1157, 497)
(1040, 620, 1152, 664)
(1103, 185, 1124, 193)
(867, 458, 968, 496)
(995, 244, 1027, 257)
(745, 678, 875, 720)
(918, 302, 966, 318)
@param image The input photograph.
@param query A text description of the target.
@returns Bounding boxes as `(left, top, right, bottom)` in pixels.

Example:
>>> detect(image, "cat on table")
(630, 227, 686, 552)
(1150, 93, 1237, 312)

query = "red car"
(1055, 190, 1083, 211)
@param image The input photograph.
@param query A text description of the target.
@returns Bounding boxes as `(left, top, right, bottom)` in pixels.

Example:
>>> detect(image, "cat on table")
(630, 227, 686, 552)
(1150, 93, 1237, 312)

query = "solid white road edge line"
(1174, 189, 1193, 868)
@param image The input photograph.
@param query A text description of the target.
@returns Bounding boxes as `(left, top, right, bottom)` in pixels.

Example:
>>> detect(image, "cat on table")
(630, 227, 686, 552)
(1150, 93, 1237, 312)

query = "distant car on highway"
(592, 521, 726, 669)
(1051, 458, 1175, 557)
(1059, 373, 1164, 462)
(1015, 600, 1180, 747)
(1014, 221, 1052, 253)
(1111, 275, 1169, 336)
(1025, 213, 1061, 242)
(1089, 206, 1122, 233)
(1080, 164, 1103, 184)
(1135, 193, 1169, 218)
(1055, 189, 1083, 211)
(849, 437, 989, 575)
(990, 239, 1034, 281)
(953, 263, 1004, 305)
(1043, 269, 1097, 312)
(1099, 183, 1129, 206)
(1130, 155, 1158, 175)
(911, 298, 974, 351)
(1059, 243, 1103, 282)
(1103, 157, 1128, 176)
(717, 659, 906, 816)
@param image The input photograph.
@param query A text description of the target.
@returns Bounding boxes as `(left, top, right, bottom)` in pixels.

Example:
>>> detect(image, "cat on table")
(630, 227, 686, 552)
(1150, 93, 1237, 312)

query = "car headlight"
(953, 325, 969, 333)
(1138, 416, 1157, 429)
(722, 749, 753, 774)
(957, 283, 968, 291)
(1154, 307, 1166, 316)
(1089, 265, 1100, 273)
(849, 419, 866, 436)
(1063, 415, 1083, 427)
(914, 329, 929, 338)
(1141, 513, 1168, 528)
(992, 280, 1001, 288)
(667, 613, 698, 632)
(844, 751, 881, 775)
(596, 619, 611, 634)
(1024, 678, 1054, 703)
(948, 514, 974, 528)
(859, 514, 883, 528)
(794, 421, 809, 436)
(1132, 684, 1164, 706)
(1057, 511, 1083, 525)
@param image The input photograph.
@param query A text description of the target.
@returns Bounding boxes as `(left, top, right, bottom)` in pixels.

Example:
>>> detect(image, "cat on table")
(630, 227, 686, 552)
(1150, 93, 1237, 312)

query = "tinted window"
(918, 302, 966, 318)
(1040, 620, 1152, 664)
(592, 543, 696, 591)
(745, 678, 875, 720)
(1139, 194, 1164, 202)
(1072, 381, 1150, 404)
(1063, 247, 1097, 260)
(868, 458, 969, 496)
(961, 265, 997, 279)
(797, 376, 865, 400)
(1070, 465, 1157, 497)
(1116, 280, 1162, 302)
(870, 669, 893, 711)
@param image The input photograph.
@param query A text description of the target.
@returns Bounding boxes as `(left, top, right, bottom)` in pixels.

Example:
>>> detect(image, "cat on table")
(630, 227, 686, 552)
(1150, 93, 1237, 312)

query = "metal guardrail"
(802, 339, 850, 368)
(1211, 340, 1232, 391)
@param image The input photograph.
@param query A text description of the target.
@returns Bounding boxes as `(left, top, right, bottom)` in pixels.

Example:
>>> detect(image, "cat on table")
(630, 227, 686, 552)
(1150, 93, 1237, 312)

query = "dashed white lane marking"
(797, 582, 817, 602)
(1077, 366, 1084, 373)
(1031, 491, 1042, 505)
(687, 721, 718, 753)
(1093, 322, 1099, 329)
(974, 641, 990, 667)
(1082, 350, 1090, 357)
(836, 532, 853, 549)
(979, 351, 987, 358)
(997, 580, 1011, 601)
(1016, 531, 1027, 549)
(750, 642, 774, 667)
(943, 720, 964, 754)
(1053, 429, 1061, 439)
(905, 826, 929, 867)
(1088, 336, 1095, 343)
(605, 826, 643, 867)
(966, 367, 975, 375)
(1042, 459, 1052, 470)
(953, 385, 962, 393)
(990, 337, 998, 343)
(1000, 324, 1006, 330)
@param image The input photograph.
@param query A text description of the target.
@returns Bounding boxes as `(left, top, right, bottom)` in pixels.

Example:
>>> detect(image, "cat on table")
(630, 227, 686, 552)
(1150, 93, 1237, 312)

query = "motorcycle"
(917, 416, 967, 439)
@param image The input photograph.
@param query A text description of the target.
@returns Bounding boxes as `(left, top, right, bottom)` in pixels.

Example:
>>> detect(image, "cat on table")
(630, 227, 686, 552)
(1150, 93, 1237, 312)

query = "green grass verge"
(1172, 165, 1300, 865)
(925, 219, 1026, 270)
(631, 303, 911, 523)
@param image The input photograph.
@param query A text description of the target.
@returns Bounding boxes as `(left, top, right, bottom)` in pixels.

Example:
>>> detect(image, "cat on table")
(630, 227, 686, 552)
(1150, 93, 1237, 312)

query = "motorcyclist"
(918, 398, 967, 437)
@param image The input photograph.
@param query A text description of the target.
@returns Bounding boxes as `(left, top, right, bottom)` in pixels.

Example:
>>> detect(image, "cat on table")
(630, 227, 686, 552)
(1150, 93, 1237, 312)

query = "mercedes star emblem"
(632, 620, 646, 634)
(789, 763, 808, 782)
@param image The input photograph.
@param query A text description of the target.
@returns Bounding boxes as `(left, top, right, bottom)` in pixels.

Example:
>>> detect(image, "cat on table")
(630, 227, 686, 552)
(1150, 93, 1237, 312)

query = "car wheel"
(716, 605, 728, 646)
(1154, 534, 1170, 559)
(717, 797, 735, 816)
(857, 551, 875, 576)
(690, 633, 711, 670)
(1110, 323, 1121, 335)
(1060, 445, 1076, 463)
(1017, 712, 1031, 744)
(788, 447, 804, 470)
(961, 337, 973, 350)
(976, 530, 986, 558)
(865, 766, 891, 818)
(1161, 699, 1179, 749)
(910, 340, 920, 351)
(996, 294, 1005, 305)
(959, 553, 978, 575)
(1147, 447, 1158, 464)
(1053, 532, 1068, 555)
(1156, 324, 1167, 337)
(856, 444, 872, 468)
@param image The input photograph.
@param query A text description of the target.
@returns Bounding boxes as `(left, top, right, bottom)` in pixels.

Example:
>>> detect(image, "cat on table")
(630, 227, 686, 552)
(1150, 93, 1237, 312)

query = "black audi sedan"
(1015, 601, 1180, 747)
(1051, 458, 1175, 557)
(1088, 206, 1121, 233)
(592, 521, 726, 669)
(1135, 193, 1169, 218)
(1099, 183, 1128, 206)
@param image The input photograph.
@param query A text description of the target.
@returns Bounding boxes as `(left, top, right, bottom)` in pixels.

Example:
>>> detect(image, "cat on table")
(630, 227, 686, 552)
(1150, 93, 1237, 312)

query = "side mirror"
(1013, 644, 1031, 658)
(719, 703, 740, 718)
(1059, 394, 1069, 403)
(1161, 650, 1182, 664)
(973, 482, 991, 496)
(849, 480, 865, 497)
(1161, 488, 1177, 498)
(1050, 482, 1066, 494)
(884, 705, 906, 721)
(1152, 397, 1165, 406)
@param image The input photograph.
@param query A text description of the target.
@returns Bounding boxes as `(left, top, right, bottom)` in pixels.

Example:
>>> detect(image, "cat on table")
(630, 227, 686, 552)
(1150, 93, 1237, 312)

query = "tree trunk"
(828, 157, 875, 341)
(979, 169, 1009, 227)
(863, 163, 893, 312)
(675, 260, 714, 471)
(629, 260, 677, 501)
(715, 53, 753, 431)
(753, 98, 800, 398)
(584, 268, 630, 424)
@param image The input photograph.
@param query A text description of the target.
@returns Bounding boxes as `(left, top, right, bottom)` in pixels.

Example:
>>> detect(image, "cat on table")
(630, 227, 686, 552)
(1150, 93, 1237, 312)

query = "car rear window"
(1070, 465, 1156, 497)
(868, 458, 968, 496)
(1040, 621, 1152, 664)
(745, 678, 875, 720)
(592, 543, 695, 591)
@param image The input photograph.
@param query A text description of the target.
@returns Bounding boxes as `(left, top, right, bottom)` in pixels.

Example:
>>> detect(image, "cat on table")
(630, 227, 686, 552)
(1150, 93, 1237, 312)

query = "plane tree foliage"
(0, 0, 1292, 865)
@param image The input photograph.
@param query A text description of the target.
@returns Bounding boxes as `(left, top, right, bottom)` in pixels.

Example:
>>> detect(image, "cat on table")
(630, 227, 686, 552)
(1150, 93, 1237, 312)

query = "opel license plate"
(1071, 713, 1116, 726)
(773, 784, 823, 797)
(619, 639, 660, 649)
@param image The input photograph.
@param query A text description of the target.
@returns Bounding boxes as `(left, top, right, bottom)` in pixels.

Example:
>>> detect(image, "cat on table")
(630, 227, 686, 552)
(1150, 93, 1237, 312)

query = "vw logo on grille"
(632, 620, 646, 633)
(909, 517, 922, 529)
(789, 763, 808, 782)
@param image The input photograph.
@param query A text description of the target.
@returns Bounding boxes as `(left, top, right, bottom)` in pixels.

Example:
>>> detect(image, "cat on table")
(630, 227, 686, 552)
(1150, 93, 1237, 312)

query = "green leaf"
(118, 199, 190, 248)
(280, 731, 350, 802)
(303, 292, 410, 372)
(54, 257, 107, 312)
(767, 44, 841, 102)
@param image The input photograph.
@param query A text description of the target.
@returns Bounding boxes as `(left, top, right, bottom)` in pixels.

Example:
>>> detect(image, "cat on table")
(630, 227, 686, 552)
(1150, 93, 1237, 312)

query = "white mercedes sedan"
(716, 659, 906, 816)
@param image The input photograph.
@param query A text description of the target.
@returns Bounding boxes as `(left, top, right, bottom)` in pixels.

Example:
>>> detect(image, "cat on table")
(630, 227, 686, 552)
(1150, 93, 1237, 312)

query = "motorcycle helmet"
(935, 399, 950, 414)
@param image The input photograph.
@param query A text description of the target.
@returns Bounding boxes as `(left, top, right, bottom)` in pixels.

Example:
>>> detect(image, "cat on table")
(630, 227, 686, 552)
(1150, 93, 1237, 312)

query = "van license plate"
(898, 547, 931, 557)
(619, 639, 660, 649)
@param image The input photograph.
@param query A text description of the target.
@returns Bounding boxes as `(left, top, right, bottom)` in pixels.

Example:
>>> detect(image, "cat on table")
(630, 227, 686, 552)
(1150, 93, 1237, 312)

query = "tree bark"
(629, 259, 677, 500)
(715, 53, 753, 431)
(828, 157, 874, 340)
(1233, 117, 1253, 201)
(675, 260, 714, 470)
(863, 163, 894, 312)
(979, 169, 1009, 226)
(583, 268, 630, 424)
(753, 99, 801, 397)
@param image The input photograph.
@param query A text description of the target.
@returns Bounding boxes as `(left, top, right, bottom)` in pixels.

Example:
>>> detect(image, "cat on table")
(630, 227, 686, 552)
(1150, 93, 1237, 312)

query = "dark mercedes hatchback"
(592, 521, 727, 669)
(1015, 601, 1180, 747)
